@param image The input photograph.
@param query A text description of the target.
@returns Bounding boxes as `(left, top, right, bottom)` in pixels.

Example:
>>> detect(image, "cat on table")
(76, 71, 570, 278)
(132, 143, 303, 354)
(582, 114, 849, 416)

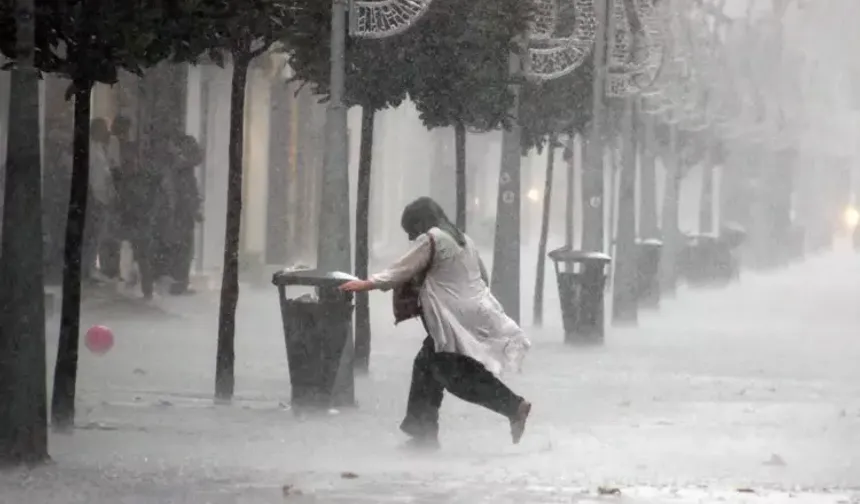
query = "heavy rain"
(1, 0, 859, 503)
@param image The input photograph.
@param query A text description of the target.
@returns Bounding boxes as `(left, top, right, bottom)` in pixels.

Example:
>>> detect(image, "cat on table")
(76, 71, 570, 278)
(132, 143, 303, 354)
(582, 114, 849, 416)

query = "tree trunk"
(754, 148, 794, 268)
(659, 125, 681, 297)
(42, 77, 74, 286)
(771, 149, 795, 264)
(0, 0, 49, 462)
(454, 121, 467, 231)
(215, 57, 250, 403)
(51, 83, 92, 431)
(612, 100, 638, 325)
(564, 133, 575, 248)
(638, 113, 658, 239)
(699, 151, 714, 235)
(353, 106, 374, 373)
(750, 147, 772, 269)
(532, 136, 555, 327)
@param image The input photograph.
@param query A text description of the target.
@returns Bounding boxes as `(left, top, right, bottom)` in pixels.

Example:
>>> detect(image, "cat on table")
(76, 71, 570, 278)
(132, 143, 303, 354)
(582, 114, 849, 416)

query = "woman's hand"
(339, 279, 375, 292)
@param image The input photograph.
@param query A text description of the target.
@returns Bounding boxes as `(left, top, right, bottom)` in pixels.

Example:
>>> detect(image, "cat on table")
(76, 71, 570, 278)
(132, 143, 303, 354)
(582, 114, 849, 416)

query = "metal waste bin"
(548, 247, 612, 345)
(682, 228, 744, 287)
(681, 234, 720, 286)
(636, 238, 662, 310)
(272, 269, 356, 413)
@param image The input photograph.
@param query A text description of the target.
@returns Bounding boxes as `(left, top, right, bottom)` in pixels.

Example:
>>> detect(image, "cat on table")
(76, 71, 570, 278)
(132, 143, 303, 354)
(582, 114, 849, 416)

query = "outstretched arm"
(340, 233, 433, 292)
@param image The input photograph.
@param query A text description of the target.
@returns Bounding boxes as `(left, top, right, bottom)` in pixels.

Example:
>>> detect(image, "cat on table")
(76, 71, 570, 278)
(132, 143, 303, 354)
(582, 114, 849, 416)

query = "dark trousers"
(98, 210, 121, 278)
(132, 236, 155, 299)
(125, 225, 155, 299)
(401, 336, 523, 440)
(167, 224, 194, 290)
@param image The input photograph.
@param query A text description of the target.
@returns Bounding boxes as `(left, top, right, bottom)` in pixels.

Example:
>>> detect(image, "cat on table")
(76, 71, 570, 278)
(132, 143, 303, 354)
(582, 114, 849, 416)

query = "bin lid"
(547, 247, 612, 264)
(687, 233, 719, 244)
(272, 268, 359, 288)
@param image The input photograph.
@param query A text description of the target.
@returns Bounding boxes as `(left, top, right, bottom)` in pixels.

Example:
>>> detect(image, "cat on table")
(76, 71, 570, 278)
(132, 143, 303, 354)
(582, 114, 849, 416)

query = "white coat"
(371, 227, 530, 375)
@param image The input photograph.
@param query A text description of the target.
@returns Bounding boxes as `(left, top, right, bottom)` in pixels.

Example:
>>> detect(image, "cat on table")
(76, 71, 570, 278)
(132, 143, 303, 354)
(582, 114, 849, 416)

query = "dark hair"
(90, 118, 109, 139)
(112, 115, 131, 133)
(174, 134, 203, 168)
(401, 197, 466, 246)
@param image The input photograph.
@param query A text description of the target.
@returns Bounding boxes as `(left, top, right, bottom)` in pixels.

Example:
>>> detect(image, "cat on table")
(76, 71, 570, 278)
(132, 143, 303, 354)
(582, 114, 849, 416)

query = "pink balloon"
(85, 325, 114, 355)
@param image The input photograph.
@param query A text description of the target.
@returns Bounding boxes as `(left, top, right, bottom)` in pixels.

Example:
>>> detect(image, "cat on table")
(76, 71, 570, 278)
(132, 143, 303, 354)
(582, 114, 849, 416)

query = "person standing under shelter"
(165, 134, 203, 295)
(109, 115, 160, 299)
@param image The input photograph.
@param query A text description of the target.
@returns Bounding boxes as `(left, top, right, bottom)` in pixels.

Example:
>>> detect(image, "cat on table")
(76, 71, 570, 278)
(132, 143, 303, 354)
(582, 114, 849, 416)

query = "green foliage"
(407, 0, 532, 132)
(0, 0, 173, 86)
(281, 0, 409, 111)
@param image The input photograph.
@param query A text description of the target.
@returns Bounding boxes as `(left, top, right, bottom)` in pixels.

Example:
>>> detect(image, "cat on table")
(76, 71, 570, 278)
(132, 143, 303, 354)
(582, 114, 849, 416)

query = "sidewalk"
(14, 249, 860, 503)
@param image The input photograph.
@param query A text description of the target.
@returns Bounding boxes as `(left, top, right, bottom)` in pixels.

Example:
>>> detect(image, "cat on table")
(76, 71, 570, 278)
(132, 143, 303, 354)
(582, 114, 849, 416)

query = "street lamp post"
(317, 0, 434, 272)
(490, 47, 525, 323)
(317, 0, 351, 272)
(494, 0, 599, 323)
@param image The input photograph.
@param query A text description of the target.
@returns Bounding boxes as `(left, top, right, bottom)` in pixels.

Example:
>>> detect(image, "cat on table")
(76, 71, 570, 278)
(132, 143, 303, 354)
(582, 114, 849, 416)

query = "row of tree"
(0, 0, 598, 465)
(283, 0, 615, 372)
(0, 0, 710, 466)
(0, 0, 293, 465)
(1, 0, 756, 471)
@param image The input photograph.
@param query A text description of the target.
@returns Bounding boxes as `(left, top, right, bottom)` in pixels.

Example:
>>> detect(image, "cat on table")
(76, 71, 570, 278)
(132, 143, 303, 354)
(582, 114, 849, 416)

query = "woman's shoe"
(510, 400, 532, 444)
(400, 417, 440, 450)
(169, 283, 196, 295)
(400, 436, 440, 452)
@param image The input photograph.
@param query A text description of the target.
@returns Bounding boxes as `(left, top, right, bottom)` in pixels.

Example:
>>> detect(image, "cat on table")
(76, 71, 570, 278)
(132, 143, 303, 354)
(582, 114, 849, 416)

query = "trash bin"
(548, 247, 612, 345)
(682, 234, 720, 286)
(682, 229, 744, 287)
(636, 239, 662, 309)
(271, 269, 356, 413)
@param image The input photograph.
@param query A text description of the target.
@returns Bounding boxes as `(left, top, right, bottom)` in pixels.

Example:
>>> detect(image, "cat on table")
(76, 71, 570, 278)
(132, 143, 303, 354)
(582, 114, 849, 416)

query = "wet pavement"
(3, 248, 859, 503)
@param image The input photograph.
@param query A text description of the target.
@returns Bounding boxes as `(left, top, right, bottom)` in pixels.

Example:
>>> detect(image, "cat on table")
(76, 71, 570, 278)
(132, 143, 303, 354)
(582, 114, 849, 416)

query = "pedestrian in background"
(165, 134, 203, 295)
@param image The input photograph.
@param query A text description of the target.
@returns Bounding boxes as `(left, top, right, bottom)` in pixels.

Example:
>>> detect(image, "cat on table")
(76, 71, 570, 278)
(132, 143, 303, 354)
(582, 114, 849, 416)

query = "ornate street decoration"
(639, 0, 687, 115)
(606, 0, 668, 97)
(639, 88, 669, 115)
(732, 23, 772, 145)
(349, 0, 434, 39)
(677, 10, 715, 131)
(656, 2, 712, 130)
(715, 23, 752, 139)
(524, 0, 597, 81)
(530, 0, 562, 40)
